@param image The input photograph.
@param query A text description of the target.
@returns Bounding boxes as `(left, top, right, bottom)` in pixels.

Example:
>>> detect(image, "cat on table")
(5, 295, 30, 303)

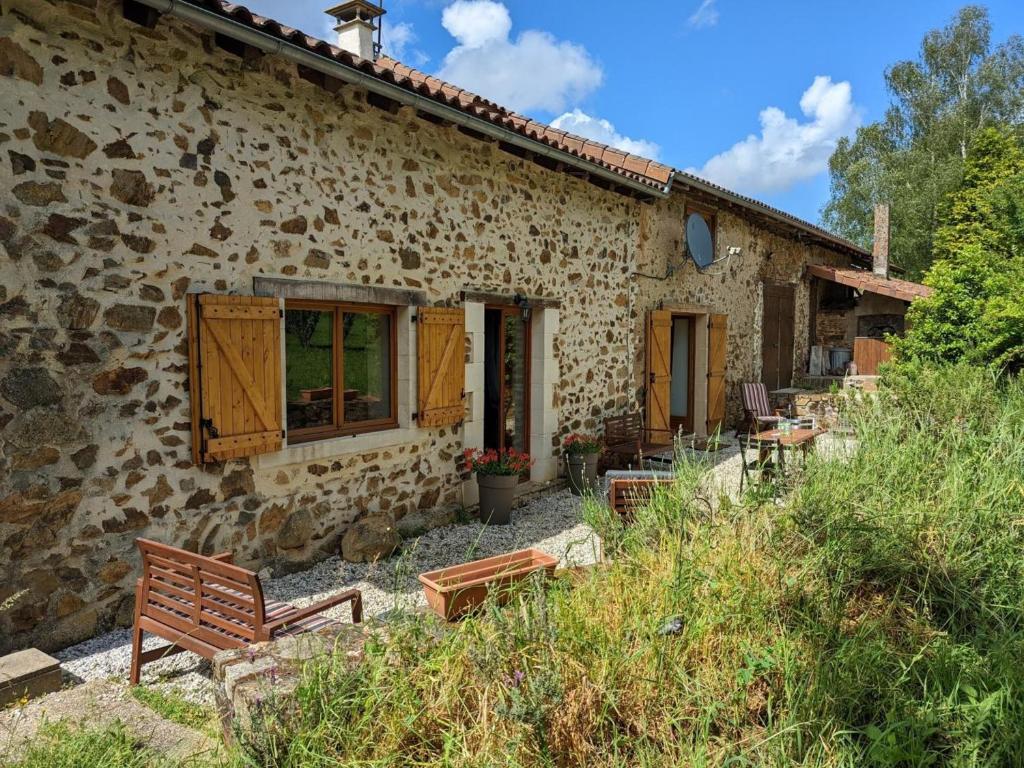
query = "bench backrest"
(604, 413, 642, 447)
(608, 477, 676, 520)
(136, 538, 267, 651)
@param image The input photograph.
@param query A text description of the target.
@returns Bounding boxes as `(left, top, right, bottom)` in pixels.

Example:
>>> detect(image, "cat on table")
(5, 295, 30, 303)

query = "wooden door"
(706, 314, 727, 435)
(646, 310, 672, 437)
(761, 283, 795, 390)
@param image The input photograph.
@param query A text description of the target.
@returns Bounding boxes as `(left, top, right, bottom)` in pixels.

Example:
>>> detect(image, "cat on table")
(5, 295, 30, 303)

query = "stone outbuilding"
(0, 0, 926, 652)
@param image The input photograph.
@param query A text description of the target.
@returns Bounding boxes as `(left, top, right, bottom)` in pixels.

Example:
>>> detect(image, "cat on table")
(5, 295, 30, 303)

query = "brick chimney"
(872, 202, 890, 279)
(326, 1, 384, 61)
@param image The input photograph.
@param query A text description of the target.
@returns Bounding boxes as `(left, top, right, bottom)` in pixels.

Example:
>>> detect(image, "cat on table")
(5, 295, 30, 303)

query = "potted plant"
(562, 433, 601, 496)
(463, 448, 533, 525)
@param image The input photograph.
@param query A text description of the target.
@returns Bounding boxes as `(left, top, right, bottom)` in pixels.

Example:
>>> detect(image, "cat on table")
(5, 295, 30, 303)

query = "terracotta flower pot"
(477, 473, 518, 525)
(418, 548, 558, 620)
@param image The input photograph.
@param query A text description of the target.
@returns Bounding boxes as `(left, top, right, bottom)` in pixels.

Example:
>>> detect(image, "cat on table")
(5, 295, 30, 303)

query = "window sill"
(254, 425, 428, 469)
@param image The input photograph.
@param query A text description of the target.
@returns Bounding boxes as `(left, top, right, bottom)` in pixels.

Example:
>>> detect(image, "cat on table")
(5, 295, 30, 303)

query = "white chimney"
(325, 1, 384, 61)
(872, 202, 890, 279)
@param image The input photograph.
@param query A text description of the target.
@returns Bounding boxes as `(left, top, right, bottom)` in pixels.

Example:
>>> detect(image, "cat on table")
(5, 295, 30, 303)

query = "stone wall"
(0, 0, 860, 653)
(632, 197, 847, 425)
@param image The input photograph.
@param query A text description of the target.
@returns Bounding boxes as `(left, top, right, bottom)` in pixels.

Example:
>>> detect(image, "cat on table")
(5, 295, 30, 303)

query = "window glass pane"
(285, 309, 334, 431)
(343, 312, 392, 423)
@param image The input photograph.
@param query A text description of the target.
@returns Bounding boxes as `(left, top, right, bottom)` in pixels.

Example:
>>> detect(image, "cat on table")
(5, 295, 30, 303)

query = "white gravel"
(57, 488, 599, 704)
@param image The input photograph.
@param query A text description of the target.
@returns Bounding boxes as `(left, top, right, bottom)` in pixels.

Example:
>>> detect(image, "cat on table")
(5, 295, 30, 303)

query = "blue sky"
(241, 0, 1024, 225)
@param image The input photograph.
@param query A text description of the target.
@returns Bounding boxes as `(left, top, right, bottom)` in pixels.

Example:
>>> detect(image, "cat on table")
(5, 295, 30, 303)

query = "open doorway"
(483, 305, 531, 464)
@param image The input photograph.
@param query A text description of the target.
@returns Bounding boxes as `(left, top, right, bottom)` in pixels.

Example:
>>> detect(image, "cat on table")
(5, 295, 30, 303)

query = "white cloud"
(437, 0, 602, 114)
(551, 109, 660, 160)
(688, 0, 719, 29)
(381, 21, 429, 67)
(441, 1, 511, 48)
(686, 76, 860, 194)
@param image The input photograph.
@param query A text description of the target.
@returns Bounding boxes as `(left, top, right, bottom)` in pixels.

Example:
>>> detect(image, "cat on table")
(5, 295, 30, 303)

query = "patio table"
(751, 426, 826, 474)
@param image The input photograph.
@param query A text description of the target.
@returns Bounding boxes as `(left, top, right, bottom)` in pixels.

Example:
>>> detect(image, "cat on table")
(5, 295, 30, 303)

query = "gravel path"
(57, 488, 599, 704)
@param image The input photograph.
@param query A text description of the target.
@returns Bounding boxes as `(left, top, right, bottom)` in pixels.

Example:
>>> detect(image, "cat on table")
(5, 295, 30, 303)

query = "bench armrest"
(263, 588, 363, 634)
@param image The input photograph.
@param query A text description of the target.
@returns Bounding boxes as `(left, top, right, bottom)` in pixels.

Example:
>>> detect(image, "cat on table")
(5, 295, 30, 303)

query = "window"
(284, 301, 397, 442)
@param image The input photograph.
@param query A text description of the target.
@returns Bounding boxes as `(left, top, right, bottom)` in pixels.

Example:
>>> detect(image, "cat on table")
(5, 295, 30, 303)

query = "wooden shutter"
(417, 307, 465, 428)
(706, 313, 727, 435)
(645, 310, 672, 437)
(187, 294, 283, 464)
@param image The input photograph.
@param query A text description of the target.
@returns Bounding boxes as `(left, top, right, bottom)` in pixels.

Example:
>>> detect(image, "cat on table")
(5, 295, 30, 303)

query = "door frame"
(669, 314, 696, 435)
(484, 303, 532, 456)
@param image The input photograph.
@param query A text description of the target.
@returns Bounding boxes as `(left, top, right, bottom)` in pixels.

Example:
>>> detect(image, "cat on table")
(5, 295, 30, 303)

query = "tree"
(822, 6, 1024, 278)
(932, 127, 1024, 260)
(892, 129, 1024, 373)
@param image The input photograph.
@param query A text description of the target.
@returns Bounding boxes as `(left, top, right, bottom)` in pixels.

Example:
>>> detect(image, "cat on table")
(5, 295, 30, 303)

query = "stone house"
(0, 0, 924, 653)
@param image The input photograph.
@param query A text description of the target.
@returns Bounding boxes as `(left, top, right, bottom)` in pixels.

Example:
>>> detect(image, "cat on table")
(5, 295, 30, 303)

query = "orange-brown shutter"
(645, 310, 672, 437)
(417, 307, 465, 428)
(706, 313, 728, 435)
(187, 294, 283, 463)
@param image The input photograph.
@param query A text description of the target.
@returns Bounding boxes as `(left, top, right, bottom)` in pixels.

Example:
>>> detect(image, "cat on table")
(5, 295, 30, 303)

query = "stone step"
(0, 679, 216, 764)
(0, 648, 62, 706)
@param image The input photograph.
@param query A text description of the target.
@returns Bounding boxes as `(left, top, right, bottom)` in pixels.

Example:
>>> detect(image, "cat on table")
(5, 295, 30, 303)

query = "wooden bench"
(603, 412, 673, 467)
(130, 538, 362, 684)
(608, 477, 676, 521)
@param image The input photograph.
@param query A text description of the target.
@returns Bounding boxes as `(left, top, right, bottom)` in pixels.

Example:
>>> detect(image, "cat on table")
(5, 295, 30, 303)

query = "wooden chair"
(737, 432, 780, 492)
(608, 477, 676, 522)
(130, 539, 362, 685)
(603, 413, 673, 468)
(740, 382, 784, 434)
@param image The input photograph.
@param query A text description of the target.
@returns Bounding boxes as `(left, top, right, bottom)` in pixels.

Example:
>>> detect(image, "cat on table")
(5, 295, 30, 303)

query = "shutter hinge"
(201, 418, 219, 439)
(411, 313, 419, 324)
(279, 308, 284, 318)
(281, 429, 286, 439)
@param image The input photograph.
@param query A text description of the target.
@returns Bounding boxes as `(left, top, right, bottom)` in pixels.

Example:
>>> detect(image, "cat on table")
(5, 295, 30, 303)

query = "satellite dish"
(686, 212, 715, 270)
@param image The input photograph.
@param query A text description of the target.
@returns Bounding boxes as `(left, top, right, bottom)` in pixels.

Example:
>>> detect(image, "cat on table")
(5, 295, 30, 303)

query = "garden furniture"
(750, 425, 826, 476)
(608, 477, 676, 521)
(603, 412, 673, 468)
(740, 382, 785, 434)
(737, 432, 781, 492)
(129, 539, 362, 684)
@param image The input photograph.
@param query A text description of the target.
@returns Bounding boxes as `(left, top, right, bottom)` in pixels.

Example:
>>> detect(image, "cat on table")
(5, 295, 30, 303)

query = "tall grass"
(234, 364, 1024, 767)
(17, 365, 1023, 766)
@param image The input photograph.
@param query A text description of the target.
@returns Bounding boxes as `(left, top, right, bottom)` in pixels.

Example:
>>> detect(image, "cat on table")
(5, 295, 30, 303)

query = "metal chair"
(737, 432, 780, 493)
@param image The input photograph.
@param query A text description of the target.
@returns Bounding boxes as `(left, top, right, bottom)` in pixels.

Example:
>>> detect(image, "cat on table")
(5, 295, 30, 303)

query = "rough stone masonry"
(0, 0, 848, 654)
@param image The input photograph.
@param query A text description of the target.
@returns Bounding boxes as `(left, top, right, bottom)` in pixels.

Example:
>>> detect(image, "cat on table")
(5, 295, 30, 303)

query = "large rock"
(276, 508, 313, 550)
(0, 368, 62, 410)
(27, 112, 96, 158)
(341, 514, 400, 563)
(396, 506, 456, 538)
(103, 304, 155, 333)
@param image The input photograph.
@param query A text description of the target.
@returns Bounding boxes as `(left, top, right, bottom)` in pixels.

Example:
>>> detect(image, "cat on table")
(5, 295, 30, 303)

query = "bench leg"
(130, 587, 144, 685)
